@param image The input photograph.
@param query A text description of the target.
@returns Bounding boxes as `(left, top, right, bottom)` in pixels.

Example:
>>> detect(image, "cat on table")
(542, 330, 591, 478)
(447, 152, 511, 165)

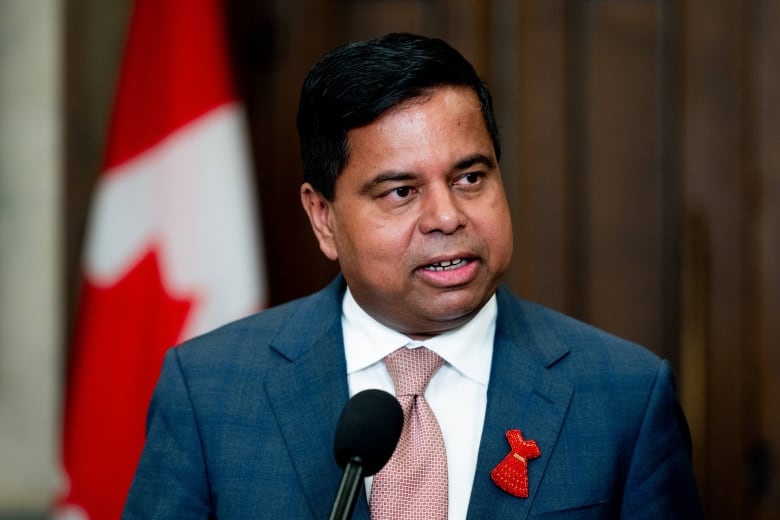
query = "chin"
(420, 299, 485, 328)
(435, 286, 491, 312)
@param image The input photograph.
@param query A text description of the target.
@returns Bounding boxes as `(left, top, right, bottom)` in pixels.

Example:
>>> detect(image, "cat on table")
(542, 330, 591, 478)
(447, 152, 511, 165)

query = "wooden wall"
(66, 0, 780, 517)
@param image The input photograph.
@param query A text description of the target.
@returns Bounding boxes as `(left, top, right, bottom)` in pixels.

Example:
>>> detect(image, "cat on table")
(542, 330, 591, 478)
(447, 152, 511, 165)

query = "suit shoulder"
(496, 286, 662, 377)
(172, 277, 345, 368)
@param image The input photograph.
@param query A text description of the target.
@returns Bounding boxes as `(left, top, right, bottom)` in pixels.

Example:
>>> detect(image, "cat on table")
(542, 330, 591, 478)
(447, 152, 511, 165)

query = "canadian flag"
(56, 0, 266, 518)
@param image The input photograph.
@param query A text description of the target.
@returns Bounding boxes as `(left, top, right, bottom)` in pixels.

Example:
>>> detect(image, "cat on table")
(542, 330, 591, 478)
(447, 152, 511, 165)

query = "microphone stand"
(328, 456, 364, 520)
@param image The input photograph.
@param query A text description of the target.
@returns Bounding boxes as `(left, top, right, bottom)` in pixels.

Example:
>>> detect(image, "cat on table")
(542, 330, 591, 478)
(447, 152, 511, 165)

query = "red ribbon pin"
(490, 429, 541, 498)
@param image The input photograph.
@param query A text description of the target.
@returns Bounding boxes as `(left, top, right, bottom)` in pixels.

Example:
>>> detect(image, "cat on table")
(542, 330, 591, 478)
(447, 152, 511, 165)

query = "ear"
(300, 183, 339, 260)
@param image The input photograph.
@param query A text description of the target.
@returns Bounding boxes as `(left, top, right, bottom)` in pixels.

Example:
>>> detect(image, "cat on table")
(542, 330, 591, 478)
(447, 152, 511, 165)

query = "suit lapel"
(263, 277, 371, 519)
(264, 330, 348, 518)
(467, 290, 574, 519)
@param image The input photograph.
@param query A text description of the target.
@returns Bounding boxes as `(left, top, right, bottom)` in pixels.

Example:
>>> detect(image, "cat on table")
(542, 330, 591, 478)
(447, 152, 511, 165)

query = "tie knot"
(385, 347, 444, 397)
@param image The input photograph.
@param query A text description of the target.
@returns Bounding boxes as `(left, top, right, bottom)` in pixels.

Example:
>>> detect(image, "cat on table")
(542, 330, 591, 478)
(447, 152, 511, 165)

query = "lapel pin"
(490, 429, 540, 498)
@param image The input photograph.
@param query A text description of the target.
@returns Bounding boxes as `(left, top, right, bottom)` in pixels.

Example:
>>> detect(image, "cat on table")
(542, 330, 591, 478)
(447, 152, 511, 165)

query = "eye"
(392, 186, 413, 198)
(464, 172, 482, 184)
(378, 184, 417, 203)
(454, 171, 484, 187)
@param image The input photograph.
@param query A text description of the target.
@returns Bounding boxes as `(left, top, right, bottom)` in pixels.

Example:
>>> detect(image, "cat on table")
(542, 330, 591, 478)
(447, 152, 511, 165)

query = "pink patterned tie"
(369, 347, 448, 519)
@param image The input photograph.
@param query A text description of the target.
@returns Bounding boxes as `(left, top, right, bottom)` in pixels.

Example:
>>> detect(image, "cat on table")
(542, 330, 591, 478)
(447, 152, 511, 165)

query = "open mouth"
(423, 258, 470, 272)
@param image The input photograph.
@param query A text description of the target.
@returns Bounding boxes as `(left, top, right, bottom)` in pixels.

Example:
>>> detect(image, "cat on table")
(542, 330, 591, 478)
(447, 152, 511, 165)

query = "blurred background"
(1, 0, 778, 518)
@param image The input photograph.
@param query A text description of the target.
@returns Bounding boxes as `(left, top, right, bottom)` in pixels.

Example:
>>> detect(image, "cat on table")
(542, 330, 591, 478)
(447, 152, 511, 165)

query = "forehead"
(345, 87, 489, 162)
(374, 86, 482, 126)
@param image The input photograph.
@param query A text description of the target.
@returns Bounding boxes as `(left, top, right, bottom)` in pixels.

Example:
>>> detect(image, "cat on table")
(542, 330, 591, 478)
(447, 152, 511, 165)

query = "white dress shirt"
(342, 288, 496, 520)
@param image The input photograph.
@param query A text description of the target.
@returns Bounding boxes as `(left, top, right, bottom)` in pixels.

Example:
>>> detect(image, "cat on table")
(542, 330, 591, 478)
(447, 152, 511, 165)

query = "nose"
(418, 184, 466, 235)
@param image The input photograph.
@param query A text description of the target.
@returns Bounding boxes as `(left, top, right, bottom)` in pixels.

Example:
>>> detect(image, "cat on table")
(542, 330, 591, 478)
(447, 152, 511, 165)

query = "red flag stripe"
(103, 0, 235, 171)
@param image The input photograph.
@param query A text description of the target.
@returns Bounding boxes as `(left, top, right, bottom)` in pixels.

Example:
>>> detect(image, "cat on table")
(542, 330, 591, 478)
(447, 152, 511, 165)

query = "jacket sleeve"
(123, 348, 213, 518)
(620, 360, 703, 518)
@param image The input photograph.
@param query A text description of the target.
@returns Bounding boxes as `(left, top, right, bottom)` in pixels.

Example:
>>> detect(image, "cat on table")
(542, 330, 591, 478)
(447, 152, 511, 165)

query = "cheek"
(477, 205, 514, 261)
(496, 224, 514, 267)
(336, 214, 410, 266)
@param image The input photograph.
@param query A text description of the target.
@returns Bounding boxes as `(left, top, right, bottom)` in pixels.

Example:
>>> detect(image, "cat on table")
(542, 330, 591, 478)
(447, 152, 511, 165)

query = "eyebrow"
(455, 153, 496, 171)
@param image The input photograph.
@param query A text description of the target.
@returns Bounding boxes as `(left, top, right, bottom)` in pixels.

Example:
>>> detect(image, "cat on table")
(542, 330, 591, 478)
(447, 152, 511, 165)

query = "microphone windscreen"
(333, 389, 403, 476)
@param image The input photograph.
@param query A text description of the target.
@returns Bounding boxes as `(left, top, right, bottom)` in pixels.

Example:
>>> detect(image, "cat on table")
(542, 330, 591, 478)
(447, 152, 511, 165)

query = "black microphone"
(329, 389, 403, 520)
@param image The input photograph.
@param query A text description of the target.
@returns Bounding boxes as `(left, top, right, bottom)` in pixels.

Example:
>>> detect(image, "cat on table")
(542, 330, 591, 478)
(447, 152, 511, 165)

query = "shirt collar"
(342, 288, 496, 386)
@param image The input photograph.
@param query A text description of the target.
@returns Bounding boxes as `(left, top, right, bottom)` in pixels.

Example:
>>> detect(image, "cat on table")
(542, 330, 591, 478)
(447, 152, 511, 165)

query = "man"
(124, 33, 702, 518)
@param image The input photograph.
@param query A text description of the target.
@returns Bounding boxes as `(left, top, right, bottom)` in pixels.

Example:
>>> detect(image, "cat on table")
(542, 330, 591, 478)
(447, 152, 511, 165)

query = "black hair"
(296, 32, 501, 201)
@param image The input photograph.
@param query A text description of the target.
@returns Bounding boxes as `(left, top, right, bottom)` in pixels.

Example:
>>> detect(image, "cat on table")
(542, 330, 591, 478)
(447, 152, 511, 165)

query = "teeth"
(425, 258, 465, 271)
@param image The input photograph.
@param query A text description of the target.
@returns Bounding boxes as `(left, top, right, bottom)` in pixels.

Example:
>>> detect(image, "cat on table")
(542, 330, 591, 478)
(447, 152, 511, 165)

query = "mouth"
(422, 258, 471, 272)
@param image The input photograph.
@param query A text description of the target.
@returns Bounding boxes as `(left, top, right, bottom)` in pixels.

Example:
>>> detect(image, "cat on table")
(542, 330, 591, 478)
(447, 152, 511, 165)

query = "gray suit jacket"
(124, 275, 701, 518)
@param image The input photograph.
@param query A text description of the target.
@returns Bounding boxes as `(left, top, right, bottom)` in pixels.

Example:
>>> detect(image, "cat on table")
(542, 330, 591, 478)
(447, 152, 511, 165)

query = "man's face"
(301, 86, 513, 338)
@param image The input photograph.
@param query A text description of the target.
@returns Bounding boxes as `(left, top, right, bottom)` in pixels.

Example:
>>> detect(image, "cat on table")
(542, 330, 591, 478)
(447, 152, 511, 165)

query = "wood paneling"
(580, 1, 672, 357)
(681, 0, 748, 516)
(512, 0, 569, 311)
(746, 0, 780, 516)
